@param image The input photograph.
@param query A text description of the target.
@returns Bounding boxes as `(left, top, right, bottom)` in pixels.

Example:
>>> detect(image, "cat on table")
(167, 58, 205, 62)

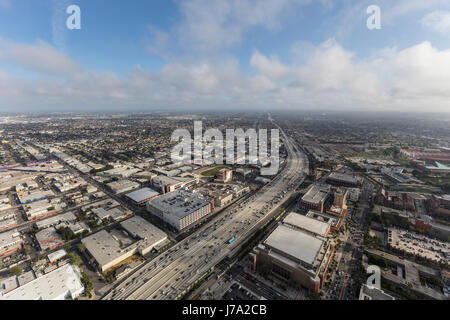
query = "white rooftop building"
(0, 264, 84, 300)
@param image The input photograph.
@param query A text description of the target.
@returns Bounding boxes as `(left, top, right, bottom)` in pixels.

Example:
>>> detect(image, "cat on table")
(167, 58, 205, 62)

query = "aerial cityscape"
(0, 0, 449, 310)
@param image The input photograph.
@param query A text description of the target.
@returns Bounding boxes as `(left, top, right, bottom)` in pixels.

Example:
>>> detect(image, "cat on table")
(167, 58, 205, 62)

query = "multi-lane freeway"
(102, 119, 308, 300)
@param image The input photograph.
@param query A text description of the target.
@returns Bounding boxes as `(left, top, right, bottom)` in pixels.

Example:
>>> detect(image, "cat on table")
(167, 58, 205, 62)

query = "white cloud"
(1, 38, 450, 113)
(421, 10, 450, 34)
(174, 0, 311, 52)
(0, 39, 80, 76)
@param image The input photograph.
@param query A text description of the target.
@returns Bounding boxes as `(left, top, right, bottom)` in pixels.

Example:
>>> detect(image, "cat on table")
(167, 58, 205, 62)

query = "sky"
(0, 0, 450, 113)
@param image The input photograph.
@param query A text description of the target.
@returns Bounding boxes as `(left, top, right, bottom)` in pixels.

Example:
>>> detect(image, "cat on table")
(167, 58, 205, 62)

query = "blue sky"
(0, 0, 450, 112)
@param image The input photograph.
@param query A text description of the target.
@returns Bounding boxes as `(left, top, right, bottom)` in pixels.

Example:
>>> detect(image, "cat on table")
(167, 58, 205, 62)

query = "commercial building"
(299, 184, 331, 213)
(0, 197, 12, 212)
(0, 230, 23, 256)
(17, 190, 54, 205)
(35, 211, 77, 230)
(400, 148, 450, 162)
(431, 195, 450, 216)
(81, 198, 120, 213)
(120, 216, 168, 255)
(98, 166, 142, 178)
(23, 198, 66, 221)
(47, 249, 67, 264)
(283, 212, 331, 237)
(82, 216, 167, 272)
(249, 223, 334, 293)
(423, 162, 450, 174)
(326, 172, 359, 187)
(125, 187, 160, 205)
(306, 210, 343, 231)
(215, 168, 233, 183)
(92, 206, 132, 222)
(359, 284, 395, 300)
(35, 227, 64, 251)
(0, 264, 84, 300)
(0, 276, 19, 295)
(150, 175, 198, 194)
(106, 179, 140, 194)
(146, 189, 214, 231)
(213, 192, 233, 208)
(0, 217, 16, 231)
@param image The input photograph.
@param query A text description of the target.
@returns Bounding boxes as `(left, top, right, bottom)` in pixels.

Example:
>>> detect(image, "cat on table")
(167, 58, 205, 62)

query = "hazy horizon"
(1, 1, 450, 113)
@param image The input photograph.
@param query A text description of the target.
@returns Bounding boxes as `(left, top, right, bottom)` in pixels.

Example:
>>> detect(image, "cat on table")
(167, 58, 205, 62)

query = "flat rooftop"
(125, 188, 159, 203)
(263, 224, 324, 266)
(328, 172, 358, 184)
(1, 264, 83, 300)
(81, 229, 125, 268)
(120, 216, 167, 243)
(360, 284, 395, 300)
(306, 210, 340, 228)
(82, 216, 167, 268)
(301, 184, 330, 205)
(147, 189, 210, 219)
(0, 229, 20, 247)
(283, 212, 331, 237)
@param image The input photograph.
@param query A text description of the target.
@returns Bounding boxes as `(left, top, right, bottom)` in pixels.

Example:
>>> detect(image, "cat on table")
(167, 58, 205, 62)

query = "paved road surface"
(102, 118, 309, 300)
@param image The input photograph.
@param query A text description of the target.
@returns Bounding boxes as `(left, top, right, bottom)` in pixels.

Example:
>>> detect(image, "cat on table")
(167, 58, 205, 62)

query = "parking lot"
(222, 283, 258, 300)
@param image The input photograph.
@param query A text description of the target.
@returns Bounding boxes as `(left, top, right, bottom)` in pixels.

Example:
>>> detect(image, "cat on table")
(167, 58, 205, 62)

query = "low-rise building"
(0, 230, 23, 256)
(35, 227, 64, 251)
(0, 264, 84, 300)
(125, 187, 160, 205)
(82, 216, 167, 272)
(107, 179, 140, 194)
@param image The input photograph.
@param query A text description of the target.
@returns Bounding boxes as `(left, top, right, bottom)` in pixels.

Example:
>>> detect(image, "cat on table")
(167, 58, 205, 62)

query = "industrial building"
(92, 206, 132, 222)
(35, 211, 77, 230)
(326, 172, 359, 187)
(249, 223, 334, 293)
(35, 227, 64, 251)
(23, 198, 66, 221)
(146, 189, 214, 231)
(0, 264, 84, 300)
(299, 184, 331, 213)
(106, 179, 140, 194)
(0, 230, 23, 256)
(125, 187, 160, 205)
(150, 175, 198, 194)
(82, 216, 167, 272)
(17, 189, 54, 205)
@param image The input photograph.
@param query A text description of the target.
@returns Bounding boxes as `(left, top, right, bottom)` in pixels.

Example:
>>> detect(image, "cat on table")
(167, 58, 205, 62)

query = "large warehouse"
(125, 187, 160, 205)
(82, 216, 167, 272)
(1, 264, 84, 300)
(249, 222, 334, 293)
(146, 189, 214, 231)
